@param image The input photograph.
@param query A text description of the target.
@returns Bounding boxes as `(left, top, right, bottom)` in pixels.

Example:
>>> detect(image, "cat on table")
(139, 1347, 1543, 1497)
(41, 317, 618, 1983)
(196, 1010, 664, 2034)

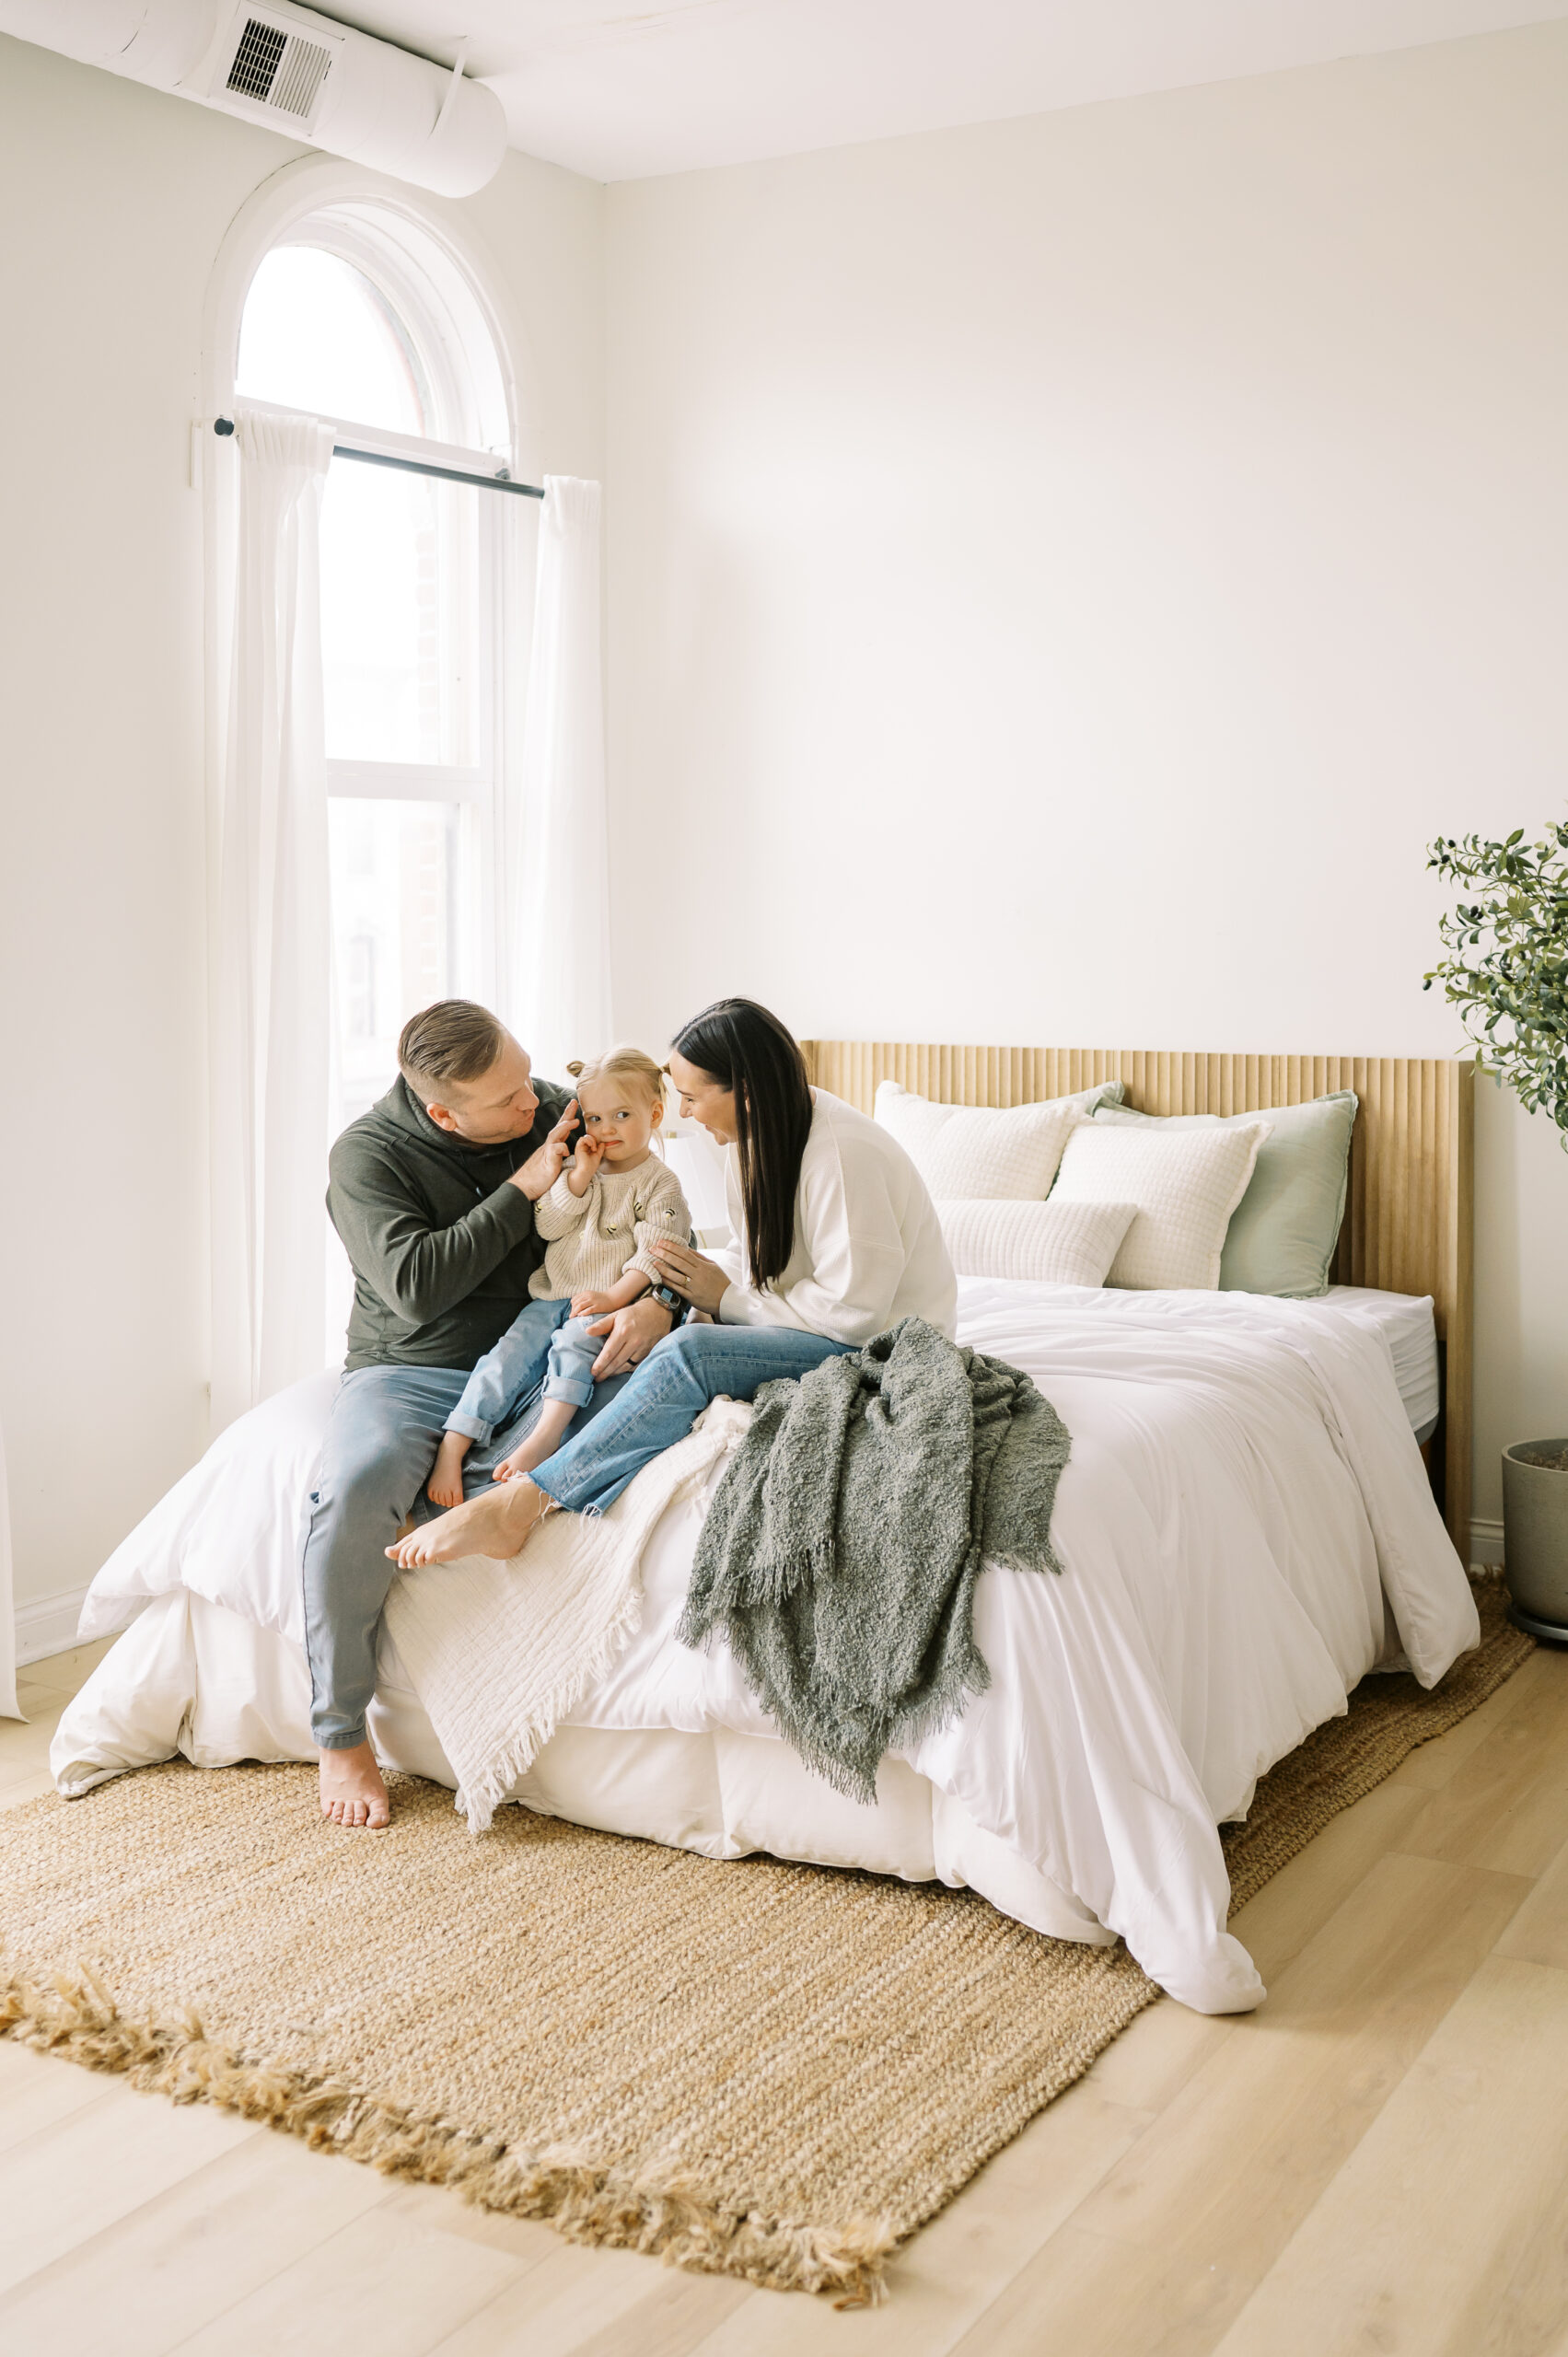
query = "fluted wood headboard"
(801, 1040, 1474, 1554)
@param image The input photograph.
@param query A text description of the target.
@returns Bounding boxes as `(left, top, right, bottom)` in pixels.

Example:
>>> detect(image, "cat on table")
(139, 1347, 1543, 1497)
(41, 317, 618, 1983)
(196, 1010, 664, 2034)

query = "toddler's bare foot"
(426, 1433, 470, 1509)
(386, 1479, 555, 1567)
(319, 1740, 389, 1829)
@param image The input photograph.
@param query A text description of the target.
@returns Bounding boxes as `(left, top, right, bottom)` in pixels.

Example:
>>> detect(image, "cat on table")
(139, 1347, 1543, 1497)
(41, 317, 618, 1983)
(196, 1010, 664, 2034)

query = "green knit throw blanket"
(678, 1317, 1070, 1805)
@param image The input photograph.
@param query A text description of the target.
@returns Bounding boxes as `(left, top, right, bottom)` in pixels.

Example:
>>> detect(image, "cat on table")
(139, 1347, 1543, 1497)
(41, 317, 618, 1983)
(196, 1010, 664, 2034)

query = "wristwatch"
(648, 1281, 687, 1319)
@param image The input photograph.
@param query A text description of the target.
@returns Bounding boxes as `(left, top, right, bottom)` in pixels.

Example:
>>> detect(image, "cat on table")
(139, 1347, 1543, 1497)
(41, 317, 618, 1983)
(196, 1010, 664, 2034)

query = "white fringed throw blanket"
(385, 1399, 753, 1831)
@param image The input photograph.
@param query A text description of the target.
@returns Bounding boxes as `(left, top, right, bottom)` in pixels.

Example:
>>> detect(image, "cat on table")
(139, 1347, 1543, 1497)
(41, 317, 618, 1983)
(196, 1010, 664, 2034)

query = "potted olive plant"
(1428, 822, 1568, 1639)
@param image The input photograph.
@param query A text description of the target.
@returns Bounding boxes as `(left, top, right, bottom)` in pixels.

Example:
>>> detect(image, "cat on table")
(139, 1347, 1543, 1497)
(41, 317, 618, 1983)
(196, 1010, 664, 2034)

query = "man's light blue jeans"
(530, 1322, 856, 1517)
(301, 1358, 631, 1749)
(443, 1296, 605, 1444)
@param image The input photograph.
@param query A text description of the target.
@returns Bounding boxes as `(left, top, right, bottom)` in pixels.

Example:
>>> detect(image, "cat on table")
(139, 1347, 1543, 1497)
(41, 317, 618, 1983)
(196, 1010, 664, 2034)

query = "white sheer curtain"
(505, 477, 612, 1082)
(0, 1421, 19, 1720)
(209, 408, 337, 1433)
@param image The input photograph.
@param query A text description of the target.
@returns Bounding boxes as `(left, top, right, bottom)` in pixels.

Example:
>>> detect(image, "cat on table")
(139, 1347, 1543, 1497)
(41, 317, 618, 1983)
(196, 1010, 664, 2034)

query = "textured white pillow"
(1049, 1120, 1272, 1290)
(937, 1196, 1139, 1285)
(874, 1081, 1111, 1200)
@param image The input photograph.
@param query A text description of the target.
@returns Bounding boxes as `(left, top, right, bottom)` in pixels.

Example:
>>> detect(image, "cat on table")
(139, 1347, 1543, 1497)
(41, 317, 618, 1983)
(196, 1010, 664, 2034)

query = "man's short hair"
(398, 1001, 508, 1095)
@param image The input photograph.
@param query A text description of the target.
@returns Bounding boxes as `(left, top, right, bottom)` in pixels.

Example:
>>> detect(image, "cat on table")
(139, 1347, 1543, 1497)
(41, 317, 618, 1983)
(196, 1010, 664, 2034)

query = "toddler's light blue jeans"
(444, 1296, 605, 1445)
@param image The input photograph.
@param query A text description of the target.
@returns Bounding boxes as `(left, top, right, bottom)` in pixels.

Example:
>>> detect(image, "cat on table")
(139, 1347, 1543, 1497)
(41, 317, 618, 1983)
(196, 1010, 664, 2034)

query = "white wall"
(0, 34, 604, 1645)
(604, 19, 1568, 1538)
(5, 17, 1565, 1639)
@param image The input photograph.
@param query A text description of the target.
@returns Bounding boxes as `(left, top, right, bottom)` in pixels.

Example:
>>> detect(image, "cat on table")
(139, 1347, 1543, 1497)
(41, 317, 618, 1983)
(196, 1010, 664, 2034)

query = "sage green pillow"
(1092, 1091, 1357, 1297)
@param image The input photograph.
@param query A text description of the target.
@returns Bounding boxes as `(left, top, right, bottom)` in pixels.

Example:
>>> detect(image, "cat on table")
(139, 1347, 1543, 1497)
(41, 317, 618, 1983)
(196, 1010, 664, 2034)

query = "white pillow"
(875, 1081, 1109, 1200)
(937, 1196, 1138, 1285)
(1049, 1120, 1272, 1290)
(76, 1372, 338, 1647)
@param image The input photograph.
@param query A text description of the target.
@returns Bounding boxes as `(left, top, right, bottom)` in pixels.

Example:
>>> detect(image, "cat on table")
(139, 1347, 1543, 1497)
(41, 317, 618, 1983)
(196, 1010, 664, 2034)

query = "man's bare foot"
(386, 1478, 555, 1568)
(319, 1740, 389, 1829)
(426, 1432, 470, 1509)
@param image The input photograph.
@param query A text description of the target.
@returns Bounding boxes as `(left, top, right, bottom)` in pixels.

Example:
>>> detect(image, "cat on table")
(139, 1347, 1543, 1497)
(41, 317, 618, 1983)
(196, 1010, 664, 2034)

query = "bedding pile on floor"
(680, 1317, 1071, 1802)
(0, 1585, 1530, 2305)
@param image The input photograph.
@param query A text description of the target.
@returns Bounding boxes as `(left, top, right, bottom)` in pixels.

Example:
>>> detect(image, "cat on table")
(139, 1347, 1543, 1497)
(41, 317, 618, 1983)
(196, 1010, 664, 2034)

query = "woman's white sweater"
(712, 1089, 957, 1346)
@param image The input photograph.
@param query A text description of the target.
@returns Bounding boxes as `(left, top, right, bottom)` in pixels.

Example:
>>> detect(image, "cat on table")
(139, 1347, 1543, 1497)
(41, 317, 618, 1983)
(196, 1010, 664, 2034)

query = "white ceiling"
(331, 0, 1568, 181)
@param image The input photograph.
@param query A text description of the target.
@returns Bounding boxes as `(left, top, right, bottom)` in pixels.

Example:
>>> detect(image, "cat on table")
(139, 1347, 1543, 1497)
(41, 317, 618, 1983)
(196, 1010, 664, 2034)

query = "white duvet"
(53, 1281, 1477, 2015)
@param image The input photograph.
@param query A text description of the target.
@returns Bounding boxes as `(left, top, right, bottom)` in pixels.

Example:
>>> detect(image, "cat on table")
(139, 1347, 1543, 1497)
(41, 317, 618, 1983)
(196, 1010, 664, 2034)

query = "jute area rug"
(0, 1584, 1532, 2306)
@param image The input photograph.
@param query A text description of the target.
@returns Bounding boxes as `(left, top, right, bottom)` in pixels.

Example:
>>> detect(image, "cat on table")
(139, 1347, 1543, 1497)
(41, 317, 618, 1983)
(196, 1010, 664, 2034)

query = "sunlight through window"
(236, 245, 424, 435)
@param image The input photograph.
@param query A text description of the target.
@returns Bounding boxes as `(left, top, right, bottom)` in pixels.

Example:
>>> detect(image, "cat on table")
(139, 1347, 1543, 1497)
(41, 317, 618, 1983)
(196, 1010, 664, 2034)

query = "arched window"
(234, 203, 515, 1133)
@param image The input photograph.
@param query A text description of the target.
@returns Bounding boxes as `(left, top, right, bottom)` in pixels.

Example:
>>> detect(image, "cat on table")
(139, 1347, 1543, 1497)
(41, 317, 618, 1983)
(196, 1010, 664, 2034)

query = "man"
(306, 1000, 680, 1829)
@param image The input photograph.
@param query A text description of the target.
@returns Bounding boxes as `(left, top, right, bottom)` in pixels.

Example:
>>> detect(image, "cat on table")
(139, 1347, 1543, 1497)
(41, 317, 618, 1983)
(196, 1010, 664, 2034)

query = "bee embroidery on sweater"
(605, 1194, 650, 1240)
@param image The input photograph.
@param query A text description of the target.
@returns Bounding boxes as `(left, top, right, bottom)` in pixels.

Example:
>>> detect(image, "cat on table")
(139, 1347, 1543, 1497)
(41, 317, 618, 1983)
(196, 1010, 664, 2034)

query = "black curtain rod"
(212, 417, 544, 499)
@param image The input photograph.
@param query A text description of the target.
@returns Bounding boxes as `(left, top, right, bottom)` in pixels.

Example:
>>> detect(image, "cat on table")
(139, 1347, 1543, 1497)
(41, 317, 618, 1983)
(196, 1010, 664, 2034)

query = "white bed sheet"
(1317, 1285, 1440, 1442)
(53, 1280, 1477, 2016)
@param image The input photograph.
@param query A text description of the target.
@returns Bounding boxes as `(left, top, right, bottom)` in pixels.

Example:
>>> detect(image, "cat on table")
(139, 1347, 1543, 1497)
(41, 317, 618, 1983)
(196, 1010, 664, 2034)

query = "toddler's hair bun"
(564, 1059, 587, 1078)
(564, 1044, 667, 1107)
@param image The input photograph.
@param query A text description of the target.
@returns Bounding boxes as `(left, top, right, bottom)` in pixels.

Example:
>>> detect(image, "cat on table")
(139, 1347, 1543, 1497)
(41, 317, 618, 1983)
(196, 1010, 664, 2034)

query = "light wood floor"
(4, 1632, 1568, 2356)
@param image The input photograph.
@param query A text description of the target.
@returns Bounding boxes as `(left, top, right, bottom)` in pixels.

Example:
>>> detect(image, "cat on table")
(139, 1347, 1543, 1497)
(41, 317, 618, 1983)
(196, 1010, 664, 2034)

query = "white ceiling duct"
(0, 1, 509, 198)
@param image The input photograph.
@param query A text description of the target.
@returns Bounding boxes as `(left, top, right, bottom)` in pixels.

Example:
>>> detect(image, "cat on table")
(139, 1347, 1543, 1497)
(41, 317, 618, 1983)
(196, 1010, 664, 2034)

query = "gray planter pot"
(1502, 1440, 1568, 1643)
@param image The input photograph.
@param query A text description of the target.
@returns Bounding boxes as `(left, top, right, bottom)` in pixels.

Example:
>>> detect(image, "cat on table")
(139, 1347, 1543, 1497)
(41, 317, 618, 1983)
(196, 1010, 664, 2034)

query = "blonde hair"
(564, 1044, 667, 1122)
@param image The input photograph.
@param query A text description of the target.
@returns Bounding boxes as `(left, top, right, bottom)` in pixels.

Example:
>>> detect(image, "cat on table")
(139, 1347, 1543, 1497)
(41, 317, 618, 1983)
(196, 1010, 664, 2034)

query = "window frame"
(203, 157, 531, 1010)
(220, 201, 523, 1068)
(201, 157, 533, 1394)
(300, 406, 509, 1012)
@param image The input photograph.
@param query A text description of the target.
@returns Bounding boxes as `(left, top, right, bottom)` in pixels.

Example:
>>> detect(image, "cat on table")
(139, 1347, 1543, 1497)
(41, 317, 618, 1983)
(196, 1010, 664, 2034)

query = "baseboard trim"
(1470, 1516, 1505, 1573)
(15, 1585, 91, 1669)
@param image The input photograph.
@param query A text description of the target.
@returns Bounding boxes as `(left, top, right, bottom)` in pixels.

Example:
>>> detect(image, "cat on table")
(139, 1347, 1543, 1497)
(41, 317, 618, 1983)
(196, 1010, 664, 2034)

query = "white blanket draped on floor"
(52, 1282, 1477, 2015)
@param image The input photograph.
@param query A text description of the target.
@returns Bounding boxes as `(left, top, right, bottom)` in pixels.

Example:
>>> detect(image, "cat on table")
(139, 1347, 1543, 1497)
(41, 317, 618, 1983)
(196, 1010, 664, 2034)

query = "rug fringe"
(0, 1967, 896, 2305)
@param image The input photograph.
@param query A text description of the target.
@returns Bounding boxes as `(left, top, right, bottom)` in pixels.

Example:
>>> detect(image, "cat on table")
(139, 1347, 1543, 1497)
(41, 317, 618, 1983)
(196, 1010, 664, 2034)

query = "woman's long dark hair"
(671, 999, 813, 1292)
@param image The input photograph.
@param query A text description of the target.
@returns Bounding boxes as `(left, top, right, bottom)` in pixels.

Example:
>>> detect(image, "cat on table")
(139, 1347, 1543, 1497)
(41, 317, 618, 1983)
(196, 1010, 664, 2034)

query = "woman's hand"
(583, 1295, 675, 1380)
(650, 1237, 729, 1315)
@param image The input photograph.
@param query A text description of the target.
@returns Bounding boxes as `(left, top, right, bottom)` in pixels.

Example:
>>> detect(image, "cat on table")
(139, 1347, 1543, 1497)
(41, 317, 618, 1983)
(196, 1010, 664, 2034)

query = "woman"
(391, 998, 955, 1565)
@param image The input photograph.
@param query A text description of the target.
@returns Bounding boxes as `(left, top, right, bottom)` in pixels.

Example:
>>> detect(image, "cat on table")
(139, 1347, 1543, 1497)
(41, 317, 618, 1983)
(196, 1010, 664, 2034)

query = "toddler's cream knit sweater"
(529, 1155, 691, 1301)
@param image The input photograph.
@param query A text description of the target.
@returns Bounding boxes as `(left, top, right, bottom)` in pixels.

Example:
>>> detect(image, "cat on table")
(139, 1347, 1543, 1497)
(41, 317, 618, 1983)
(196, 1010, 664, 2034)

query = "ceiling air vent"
(0, 0, 507, 198)
(219, 10, 335, 127)
(226, 19, 287, 100)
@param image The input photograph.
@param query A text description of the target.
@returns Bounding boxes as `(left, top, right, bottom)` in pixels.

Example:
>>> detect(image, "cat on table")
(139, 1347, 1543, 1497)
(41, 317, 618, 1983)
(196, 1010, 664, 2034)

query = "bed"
(50, 1042, 1479, 2018)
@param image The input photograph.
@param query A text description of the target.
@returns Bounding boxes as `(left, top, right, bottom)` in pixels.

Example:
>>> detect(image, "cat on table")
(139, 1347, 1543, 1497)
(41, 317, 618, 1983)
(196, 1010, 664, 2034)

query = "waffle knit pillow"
(937, 1197, 1139, 1285)
(1049, 1120, 1272, 1290)
(874, 1078, 1125, 1201)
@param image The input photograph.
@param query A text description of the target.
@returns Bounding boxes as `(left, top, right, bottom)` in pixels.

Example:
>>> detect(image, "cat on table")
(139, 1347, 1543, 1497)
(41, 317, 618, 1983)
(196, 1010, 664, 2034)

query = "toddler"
(426, 1046, 691, 1505)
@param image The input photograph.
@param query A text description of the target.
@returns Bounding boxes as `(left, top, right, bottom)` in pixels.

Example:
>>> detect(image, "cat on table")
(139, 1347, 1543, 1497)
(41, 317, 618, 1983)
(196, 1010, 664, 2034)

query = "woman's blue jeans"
(530, 1322, 855, 1515)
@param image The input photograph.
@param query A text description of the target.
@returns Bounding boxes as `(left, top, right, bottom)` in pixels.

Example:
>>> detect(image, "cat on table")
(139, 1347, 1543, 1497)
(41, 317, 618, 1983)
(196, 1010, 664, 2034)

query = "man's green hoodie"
(328, 1075, 574, 1372)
